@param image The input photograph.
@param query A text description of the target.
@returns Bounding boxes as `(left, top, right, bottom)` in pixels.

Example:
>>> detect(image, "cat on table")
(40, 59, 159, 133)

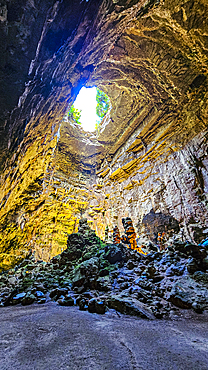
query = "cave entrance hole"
(68, 86, 110, 132)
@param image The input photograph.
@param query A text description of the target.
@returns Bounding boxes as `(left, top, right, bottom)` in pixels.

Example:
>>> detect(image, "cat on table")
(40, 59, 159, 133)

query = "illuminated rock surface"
(0, 0, 208, 269)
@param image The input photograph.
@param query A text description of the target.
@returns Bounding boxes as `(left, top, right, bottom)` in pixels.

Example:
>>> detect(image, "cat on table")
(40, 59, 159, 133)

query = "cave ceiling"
(1, 0, 207, 171)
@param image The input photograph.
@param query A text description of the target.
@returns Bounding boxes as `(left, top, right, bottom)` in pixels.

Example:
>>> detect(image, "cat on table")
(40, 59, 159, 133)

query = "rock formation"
(0, 220, 207, 319)
(113, 225, 121, 245)
(0, 0, 208, 269)
(122, 217, 137, 249)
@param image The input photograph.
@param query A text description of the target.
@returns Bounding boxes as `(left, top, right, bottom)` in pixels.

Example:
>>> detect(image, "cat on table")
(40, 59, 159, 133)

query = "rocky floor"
(0, 219, 208, 320)
(0, 302, 208, 370)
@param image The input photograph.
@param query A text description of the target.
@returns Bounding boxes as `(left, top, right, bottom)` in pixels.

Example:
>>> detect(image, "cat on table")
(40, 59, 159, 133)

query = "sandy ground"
(0, 303, 208, 370)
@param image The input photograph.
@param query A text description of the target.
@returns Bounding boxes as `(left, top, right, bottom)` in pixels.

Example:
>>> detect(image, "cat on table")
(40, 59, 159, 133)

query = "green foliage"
(96, 89, 110, 119)
(68, 105, 82, 124)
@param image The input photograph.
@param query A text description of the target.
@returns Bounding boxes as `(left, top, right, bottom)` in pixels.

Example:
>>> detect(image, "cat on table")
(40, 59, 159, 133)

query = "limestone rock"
(113, 226, 121, 245)
(58, 295, 74, 307)
(0, 0, 208, 269)
(168, 276, 208, 312)
(107, 294, 155, 320)
(11, 292, 26, 305)
(104, 244, 126, 264)
(21, 293, 36, 306)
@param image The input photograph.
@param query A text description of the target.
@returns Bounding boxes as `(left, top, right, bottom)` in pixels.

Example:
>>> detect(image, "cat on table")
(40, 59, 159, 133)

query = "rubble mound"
(0, 219, 207, 319)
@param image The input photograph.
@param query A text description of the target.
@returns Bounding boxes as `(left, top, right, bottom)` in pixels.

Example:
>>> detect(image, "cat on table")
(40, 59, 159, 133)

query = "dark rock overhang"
(0, 0, 207, 172)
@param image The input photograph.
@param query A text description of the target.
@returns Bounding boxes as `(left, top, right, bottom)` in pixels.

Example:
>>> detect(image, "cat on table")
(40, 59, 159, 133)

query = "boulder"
(71, 270, 86, 289)
(88, 298, 106, 314)
(95, 300, 106, 314)
(168, 276, 208, 311)
(79, 257, 99, 277)
(49, 288, 68, 300)
(99, 268, 109, 277)
(184, 244, 206, 259)
(59, 248, 82, 264)
(78, 298, 88, 311)
(126, 260, 137, 270)
(192, 271, 208, 285)
(35, 290, 45, 298)
(186, 258, 199, 274)
(21, 293, 36, 306)
(71, 257, 100, 289)
(88, 298, 97, 313)
(200, 238, 208, 248)
(97, 276, 111, 291)
(58, 295, 74, 306)
(67, 233, 85, 250)
(105, 243, 126, 264)
(165, 263, 185, 277)
(134, 278, 153, 291)
(37, 298, 46, 304)
(130, 286, 153, 303)
(107, 294, 154, 319)
(202, 256, 208, 270)
(11, 292, 26, 305)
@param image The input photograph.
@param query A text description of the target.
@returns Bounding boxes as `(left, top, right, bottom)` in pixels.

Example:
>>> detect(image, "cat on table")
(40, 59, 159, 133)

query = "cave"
(0, 0, 208, 269)
(0, 1, 208, 366)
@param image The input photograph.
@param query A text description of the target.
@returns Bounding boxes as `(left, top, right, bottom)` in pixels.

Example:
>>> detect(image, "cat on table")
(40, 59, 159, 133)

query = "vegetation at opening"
(95, 89, 110, 130)
(67, 88, 110, 131)
(68, 105, 82, 124)
(96, 89, 110, 120)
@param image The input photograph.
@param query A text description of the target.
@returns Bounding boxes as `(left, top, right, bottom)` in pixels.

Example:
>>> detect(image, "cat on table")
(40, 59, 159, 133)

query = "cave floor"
(0, 302, 208, 370)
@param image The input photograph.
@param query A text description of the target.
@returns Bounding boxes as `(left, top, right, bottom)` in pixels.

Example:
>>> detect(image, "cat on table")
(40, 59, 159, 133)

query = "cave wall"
(0, 0, 107, 268)
(87, 126, 208, 242)
(0, 0, 208, 270)
(84, 0, 208, 241)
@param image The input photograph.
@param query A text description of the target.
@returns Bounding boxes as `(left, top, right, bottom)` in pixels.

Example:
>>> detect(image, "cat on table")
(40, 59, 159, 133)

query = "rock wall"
(0, 0, 208, 270)
(87, 128, 208, 242)
(84, 0, 208, 241)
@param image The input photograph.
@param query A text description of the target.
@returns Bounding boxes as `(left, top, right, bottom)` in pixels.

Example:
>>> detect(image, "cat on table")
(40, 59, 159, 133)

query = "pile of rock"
(0, 219, 207, 319)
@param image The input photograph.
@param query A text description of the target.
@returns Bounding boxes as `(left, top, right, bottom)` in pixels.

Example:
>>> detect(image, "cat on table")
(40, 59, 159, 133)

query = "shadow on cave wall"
(138, 209, 180, 244)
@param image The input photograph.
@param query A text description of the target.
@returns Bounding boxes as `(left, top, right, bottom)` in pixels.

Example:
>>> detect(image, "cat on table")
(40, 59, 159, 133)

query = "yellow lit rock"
(0, 0, 208, 270)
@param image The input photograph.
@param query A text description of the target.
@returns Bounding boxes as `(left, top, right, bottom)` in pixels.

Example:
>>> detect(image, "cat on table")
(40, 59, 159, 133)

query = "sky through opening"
(73, 86, 98, 132)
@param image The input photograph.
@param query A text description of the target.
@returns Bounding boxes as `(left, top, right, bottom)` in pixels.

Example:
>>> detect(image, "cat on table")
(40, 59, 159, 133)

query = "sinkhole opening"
(68, 86, 110, 132)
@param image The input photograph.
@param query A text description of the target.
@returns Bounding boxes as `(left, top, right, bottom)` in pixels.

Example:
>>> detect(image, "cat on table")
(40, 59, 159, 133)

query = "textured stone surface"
(0, 0, 208, 268)
(0, 223, 207, 319)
